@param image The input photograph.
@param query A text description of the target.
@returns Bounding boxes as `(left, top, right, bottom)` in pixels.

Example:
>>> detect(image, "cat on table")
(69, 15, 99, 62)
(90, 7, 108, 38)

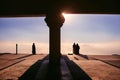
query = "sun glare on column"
(62, 13, 68, 18)
(62, 12, 72, 18)
(62, 12, 74, 24)
(62, 13, 65, 17)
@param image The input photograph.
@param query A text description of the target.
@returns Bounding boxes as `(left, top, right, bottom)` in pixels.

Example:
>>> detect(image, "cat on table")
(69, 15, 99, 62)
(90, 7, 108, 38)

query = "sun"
(62, 13, 68, 18)
(62, 12, 72, 18)
(62, 13, 65, 17)
(61, 12, 75, 23)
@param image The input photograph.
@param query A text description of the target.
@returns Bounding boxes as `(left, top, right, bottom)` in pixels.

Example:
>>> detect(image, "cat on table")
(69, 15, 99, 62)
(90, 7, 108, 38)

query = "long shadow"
(93, 58, 120, 69)
(74, 56, 79, 60)
(19, 55, 61, 80)
(63, 55, 92, 80)
(43, 55, 61, 80)
(0, 53, 11, 56)
(0, 59, 25, 71)
(45, 64, 61, 80)
(15, 54, 33, 60)
(78, 53, 89, 60)
(18, 55, 48, 80)
(19, 55, 91, 80)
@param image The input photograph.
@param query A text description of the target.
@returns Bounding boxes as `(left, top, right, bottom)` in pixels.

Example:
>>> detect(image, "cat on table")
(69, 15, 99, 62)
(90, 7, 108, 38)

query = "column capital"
(44, 10, 65, 28)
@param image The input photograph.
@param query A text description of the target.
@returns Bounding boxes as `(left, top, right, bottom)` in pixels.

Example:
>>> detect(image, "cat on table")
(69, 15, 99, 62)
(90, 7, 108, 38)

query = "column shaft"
(49, 26, 61, 66)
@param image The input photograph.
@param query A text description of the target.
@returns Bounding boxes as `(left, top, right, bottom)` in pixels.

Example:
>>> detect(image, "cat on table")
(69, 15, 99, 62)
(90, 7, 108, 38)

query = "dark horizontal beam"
(0, 0, 120, 17)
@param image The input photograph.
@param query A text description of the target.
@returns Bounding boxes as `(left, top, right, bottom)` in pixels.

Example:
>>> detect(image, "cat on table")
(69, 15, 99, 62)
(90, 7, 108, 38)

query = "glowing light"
(62, 13, 76, 24)
(62, 13, 65, 17)
(62, 13, 71, 18)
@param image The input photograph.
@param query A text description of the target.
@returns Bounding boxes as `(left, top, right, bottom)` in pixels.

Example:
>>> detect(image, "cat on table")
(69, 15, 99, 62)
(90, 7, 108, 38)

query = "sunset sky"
(0, 14, 120, 55)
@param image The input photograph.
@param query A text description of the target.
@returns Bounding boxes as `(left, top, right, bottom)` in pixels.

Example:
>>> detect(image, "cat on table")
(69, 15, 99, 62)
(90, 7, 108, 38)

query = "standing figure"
(73, 43, 76, 54)
(32, 43, 36, 55)
(72, 43, 80, 55)
(76, 43, 80, 54)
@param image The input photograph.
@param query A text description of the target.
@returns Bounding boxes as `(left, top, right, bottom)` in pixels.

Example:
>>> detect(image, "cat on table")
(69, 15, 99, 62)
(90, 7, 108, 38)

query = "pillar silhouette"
(45, 10, 65, 66)
(16, 44, 18, 55)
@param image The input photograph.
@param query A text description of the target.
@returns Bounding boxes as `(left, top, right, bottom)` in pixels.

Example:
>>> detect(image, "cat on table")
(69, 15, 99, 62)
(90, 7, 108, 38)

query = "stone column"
(16, 44, 18, 55)
(45, 10, 65, 66)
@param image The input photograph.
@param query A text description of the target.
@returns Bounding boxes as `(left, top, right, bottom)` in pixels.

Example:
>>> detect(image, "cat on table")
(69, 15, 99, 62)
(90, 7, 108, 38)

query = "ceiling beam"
(0, 0, 120, 17)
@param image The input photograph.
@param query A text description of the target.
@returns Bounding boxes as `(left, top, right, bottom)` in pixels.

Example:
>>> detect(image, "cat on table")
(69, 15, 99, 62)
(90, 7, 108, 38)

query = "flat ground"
(68, 54, 120, 80)
(0, 53, 120, 80)
(0, 54, 47, 80)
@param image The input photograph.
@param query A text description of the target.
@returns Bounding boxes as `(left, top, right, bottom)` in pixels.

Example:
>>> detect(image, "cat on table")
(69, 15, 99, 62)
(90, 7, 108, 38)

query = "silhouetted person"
(73, 43, 76, 54)
(76, 43, 80, 54)
(32, 43, 36, 55)
(73, 43, 80, 55)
